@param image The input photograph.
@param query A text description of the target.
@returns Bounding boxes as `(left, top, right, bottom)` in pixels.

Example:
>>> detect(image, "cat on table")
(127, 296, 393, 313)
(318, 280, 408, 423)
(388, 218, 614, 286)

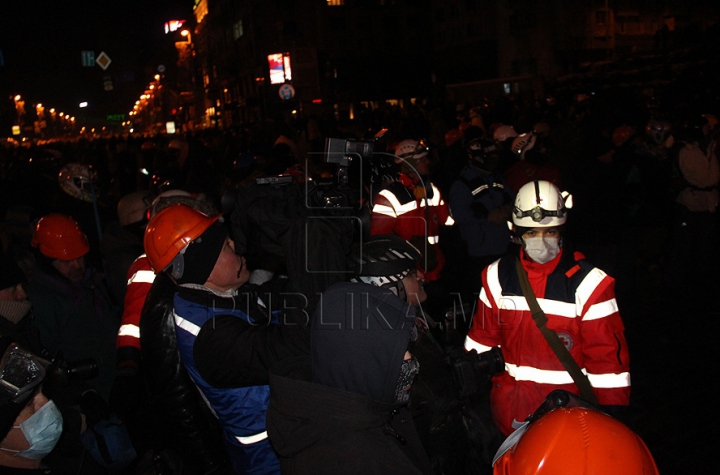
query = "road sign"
(278, 83, 295, 100)
(81, 51, 95, 67)
(96, 51, 111, 70)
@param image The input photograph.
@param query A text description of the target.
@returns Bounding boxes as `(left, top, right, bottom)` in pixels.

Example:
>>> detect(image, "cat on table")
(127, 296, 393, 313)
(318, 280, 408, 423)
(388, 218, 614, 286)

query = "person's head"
(492, 124, 518, 144)
(349, 235, 426, 306)
(464, 126, 501, 171)
(493, 390, 659, 475)
(0, 253, 31, 325)
(311, 282, 419, 405)
(645, 119, 673, 146)
(512, 180, 573, 264)
(58, 162, 95, 203)
(394, 139, 430, 177)
(144, 204, 248, 292)
(0, 338, 63, 468)
(31, 214, 90, 283)
(117, 190, 155, 230)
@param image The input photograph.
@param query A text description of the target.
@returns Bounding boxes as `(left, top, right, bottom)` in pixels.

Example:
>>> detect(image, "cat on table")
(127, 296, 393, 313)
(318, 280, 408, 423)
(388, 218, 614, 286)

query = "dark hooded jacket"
(267, 282, 433, 475)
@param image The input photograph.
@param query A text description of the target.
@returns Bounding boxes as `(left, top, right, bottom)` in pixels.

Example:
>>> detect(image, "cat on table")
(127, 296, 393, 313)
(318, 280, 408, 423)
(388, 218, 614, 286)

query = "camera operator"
(346, 235, 503, 473)
(0, 337, 111, 474)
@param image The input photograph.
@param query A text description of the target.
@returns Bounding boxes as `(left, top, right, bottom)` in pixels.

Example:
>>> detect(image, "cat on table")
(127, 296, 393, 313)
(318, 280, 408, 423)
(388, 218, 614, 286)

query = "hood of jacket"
(310, 282, 416, 404)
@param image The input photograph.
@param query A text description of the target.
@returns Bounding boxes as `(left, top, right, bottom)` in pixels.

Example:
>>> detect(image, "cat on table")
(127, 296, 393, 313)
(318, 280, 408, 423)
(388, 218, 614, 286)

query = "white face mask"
(523, 236, 560, 264)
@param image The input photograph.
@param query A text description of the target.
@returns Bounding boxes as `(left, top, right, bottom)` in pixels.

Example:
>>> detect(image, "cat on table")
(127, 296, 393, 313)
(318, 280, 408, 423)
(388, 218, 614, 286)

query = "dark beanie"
(175, 221, 228, 285)
(0, 252, 26, 291)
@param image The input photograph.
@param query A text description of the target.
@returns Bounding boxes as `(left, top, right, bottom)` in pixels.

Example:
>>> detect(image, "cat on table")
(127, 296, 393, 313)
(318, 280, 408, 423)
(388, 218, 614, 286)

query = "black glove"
(448, 346, 504, 398)
(109, 371, 143, 420)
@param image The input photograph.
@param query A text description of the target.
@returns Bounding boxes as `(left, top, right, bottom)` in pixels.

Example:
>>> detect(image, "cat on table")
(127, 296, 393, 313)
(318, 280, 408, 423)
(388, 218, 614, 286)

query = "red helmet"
(143, 204, 221, 274)
(31, 214, 90, 260)
(494, 395, 658, 475)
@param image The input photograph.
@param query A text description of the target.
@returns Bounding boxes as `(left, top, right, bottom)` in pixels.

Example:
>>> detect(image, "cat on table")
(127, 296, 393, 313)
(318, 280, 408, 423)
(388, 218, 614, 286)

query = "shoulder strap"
(514, 257, 599, 406)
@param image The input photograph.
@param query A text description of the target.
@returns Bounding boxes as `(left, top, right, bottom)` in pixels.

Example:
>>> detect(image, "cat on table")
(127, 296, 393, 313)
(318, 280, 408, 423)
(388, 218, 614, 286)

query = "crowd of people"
(2, 79, 718, 475)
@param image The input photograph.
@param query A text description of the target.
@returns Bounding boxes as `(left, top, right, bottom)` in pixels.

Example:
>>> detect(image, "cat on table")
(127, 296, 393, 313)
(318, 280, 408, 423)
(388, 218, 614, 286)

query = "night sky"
(1, 1, 191, 122)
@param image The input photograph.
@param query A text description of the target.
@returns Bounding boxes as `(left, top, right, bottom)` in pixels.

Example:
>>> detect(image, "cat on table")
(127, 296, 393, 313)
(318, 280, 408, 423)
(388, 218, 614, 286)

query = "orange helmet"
(612, 125, 636, 148)
(493, 393, 658, 475)
(445, 128, 463, 147)
(31, 214, 90, 260)
(143, 204, 221, 274)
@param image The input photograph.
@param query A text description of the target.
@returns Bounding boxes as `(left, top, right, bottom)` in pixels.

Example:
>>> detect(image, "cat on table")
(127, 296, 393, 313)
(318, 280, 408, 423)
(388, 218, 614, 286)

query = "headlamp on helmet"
(512, 180, 572, 228)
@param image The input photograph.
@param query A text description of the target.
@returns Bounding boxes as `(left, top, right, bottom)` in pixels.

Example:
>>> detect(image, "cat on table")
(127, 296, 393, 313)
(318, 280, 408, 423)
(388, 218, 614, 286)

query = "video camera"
(43, 352, 99, 397)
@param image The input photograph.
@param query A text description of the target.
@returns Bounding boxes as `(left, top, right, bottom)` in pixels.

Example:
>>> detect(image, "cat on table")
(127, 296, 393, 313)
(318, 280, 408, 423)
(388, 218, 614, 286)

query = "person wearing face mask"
(464, 180, 631, 437)
(266, 241, 432, 474)
(0, 339, 64, 471)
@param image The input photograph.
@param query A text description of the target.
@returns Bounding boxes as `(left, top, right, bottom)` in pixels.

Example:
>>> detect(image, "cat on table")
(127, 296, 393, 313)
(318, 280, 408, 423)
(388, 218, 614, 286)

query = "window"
(233, 20, 244, 40)
(327, 0, 344, 5)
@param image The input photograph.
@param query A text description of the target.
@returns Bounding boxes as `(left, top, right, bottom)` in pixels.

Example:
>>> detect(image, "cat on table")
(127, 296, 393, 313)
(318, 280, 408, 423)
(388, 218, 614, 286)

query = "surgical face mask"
(523, 236, 560, 264)
(394, 356, 420, 405)
(1, 400, 63, 460)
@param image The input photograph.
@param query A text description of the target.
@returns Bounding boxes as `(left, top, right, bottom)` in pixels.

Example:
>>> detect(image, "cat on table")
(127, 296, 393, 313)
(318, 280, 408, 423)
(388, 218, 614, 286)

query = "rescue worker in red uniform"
(370, 139, 454, 283)
(464, 180, 631, 436)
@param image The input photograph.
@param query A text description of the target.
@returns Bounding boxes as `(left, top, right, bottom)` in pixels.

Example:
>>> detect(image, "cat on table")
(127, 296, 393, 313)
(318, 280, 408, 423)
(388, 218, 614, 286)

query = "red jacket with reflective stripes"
(464, 248, 631, 435)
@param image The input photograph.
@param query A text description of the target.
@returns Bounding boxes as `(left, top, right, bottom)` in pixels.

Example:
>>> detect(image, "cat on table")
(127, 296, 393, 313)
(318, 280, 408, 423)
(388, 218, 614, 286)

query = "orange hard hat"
(612, 125, 636, 148)
(31, 214, 90, 260)
(143, 203, 221, 274)
(493, 406, 659, 475)
(445, 128, 464, 147)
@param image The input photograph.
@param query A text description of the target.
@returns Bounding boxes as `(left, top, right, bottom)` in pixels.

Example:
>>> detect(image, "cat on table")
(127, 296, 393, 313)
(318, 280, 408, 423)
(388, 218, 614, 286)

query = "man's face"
(52, 256, 85, 283)
(401, 269, 426, 306)
(205, 238, 250, 292)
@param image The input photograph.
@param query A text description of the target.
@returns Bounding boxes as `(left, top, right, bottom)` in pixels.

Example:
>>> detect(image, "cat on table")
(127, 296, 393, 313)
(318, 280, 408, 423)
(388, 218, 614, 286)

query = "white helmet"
(493, 125, 518, 143)
(512, 180, 573, 227)
(511, 133, 537, 160)
(117, 190, 155, 227)
(58, 163, 96, 202)
(394, 139, 429, 168)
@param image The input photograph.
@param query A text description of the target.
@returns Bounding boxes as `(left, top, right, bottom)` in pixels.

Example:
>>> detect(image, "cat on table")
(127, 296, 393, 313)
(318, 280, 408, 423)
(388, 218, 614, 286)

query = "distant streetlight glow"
(79, 102, 88, 108)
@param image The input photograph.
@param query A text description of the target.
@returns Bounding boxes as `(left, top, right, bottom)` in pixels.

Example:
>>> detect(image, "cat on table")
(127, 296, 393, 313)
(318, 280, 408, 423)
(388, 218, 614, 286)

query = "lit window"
(234, 20, 244, 40)
(327, 0, 344, 5)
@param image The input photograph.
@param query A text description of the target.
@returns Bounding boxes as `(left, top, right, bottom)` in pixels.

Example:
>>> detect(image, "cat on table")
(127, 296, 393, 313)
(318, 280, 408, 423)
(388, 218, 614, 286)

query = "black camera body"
(450, 346, 505, 398)
(44, 355, 99, 394)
